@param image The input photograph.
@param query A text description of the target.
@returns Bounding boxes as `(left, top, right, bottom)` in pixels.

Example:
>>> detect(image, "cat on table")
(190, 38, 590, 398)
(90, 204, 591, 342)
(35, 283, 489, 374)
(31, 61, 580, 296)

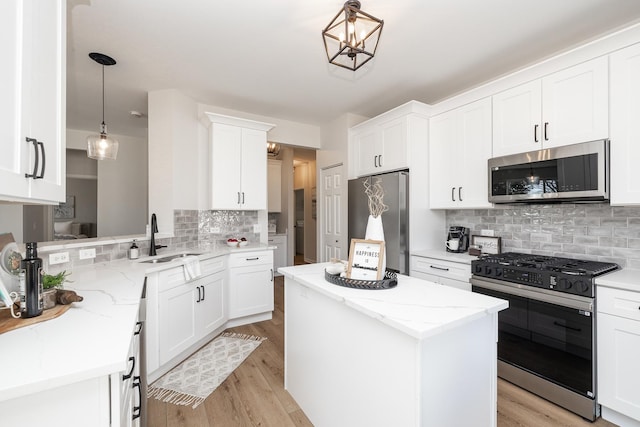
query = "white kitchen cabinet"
(204, 113, 275, 210)
(429, 97, 493, 209)
(410, 255, 471, 292)
(269, 234, 287, 275)
(229, 251, 274, 318)
(610, 42, 640, 205)
(268, 159, 282, 212)
(0, 0, 65, 204)
(492, 56, 608, 156)
(597, 286, 640, 424)
(147, 255, 227, 380)
(351, 116, 408, 177)
(158, 269, 226, 366)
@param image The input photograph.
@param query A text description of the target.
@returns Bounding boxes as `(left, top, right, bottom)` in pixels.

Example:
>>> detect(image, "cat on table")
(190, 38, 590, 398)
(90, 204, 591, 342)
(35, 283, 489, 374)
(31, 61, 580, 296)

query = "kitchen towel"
(182, 256, 201, 281)
(148, 332, 266, 408)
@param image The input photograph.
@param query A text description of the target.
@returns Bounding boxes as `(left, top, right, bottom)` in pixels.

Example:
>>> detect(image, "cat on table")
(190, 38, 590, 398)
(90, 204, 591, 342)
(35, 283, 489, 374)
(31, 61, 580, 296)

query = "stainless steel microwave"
(488, 140, 609, 203)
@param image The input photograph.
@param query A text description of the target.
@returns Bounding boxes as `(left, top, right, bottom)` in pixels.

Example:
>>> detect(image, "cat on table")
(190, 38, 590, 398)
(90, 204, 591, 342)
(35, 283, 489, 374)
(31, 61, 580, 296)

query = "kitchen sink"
(140, 253, 202, 263)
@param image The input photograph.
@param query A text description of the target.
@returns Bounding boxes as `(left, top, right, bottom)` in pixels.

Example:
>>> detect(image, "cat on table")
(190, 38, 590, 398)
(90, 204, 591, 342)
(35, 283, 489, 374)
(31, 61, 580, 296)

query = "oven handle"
(470, 277, 594, 312)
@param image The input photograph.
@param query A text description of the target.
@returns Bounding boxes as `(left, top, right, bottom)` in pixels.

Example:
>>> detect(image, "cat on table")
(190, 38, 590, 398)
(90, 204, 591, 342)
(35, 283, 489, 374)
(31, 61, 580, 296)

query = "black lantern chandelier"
(322, 0, 384, 71)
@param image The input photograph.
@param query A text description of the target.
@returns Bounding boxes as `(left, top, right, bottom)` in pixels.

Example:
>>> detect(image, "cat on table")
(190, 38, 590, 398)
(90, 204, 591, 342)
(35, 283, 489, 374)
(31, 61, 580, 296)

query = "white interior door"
(320, 164, 345, 262)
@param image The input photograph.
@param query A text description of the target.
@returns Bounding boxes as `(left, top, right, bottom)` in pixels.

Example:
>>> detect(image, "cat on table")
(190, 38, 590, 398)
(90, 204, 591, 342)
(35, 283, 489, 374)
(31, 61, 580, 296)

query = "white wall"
(0, 205, 24, 242)
(67, 128, 148, 237)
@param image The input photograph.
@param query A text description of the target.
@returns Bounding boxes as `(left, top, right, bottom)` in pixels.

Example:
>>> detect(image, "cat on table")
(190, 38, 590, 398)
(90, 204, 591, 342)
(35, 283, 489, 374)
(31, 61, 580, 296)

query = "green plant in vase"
(41, 271, 72, 310)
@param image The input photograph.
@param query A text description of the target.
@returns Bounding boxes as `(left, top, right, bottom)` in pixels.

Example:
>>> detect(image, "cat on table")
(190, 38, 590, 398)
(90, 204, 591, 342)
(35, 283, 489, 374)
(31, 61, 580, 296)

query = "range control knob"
(558, 278, 572, 290)
(484, 266, 493, 276)
(494, 267, 503, 278)
(576, 281, 589, 294)
(474, 264, 483, 274)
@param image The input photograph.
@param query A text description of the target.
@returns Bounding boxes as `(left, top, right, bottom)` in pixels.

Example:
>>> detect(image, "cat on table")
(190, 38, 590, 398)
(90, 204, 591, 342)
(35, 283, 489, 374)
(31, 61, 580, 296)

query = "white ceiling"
(66, 0, 640, 138)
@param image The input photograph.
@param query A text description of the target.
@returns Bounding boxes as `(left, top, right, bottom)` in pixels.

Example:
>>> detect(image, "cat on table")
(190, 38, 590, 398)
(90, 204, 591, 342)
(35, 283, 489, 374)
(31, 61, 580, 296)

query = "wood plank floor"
(148, 276, 618, 427)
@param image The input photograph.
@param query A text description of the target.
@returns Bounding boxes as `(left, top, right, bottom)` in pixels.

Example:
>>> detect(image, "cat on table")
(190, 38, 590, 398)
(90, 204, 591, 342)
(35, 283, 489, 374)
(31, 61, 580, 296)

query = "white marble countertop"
(411, 249, 479, 265)
(596, 268, 640, 293)
(278, 263, 508, 340)
(0, 244, 274, 402)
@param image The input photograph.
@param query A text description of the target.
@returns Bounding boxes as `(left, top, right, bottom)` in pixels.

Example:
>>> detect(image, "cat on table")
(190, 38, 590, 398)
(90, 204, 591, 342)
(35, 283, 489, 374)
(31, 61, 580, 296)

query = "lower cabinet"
(268, 234, 287, 275)
(410, 255, 471, 292)
(229, 251, 274, 318)
(158, 269, 226, 366)
(597, 286, 640, 424)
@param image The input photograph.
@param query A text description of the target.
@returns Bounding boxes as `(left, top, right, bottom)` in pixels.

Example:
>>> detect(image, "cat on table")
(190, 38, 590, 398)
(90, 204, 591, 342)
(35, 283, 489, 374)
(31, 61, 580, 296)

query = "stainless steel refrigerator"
(348, 170, 409, 274)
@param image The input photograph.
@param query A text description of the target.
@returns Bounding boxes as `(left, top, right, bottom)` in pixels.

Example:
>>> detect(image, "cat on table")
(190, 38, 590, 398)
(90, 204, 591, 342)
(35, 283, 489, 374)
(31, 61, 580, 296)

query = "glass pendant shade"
(322, 0, 384, 71)
(87, 123, 119, 160)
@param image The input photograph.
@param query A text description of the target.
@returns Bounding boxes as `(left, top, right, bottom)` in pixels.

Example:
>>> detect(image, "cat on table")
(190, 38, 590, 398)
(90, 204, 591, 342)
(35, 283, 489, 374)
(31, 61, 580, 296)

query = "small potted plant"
(42, 270, 72, 309)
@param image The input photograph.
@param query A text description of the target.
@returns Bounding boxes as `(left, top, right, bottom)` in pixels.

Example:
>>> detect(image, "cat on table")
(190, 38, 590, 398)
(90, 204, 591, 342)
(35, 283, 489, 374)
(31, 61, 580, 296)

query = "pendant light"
(322, 0, 384, 71)
(87, 52, 119, 160)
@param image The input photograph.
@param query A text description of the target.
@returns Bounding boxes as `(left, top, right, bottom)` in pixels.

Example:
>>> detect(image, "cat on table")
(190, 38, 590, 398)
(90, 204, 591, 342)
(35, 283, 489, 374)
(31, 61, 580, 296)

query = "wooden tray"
(0, 304, 71, 335)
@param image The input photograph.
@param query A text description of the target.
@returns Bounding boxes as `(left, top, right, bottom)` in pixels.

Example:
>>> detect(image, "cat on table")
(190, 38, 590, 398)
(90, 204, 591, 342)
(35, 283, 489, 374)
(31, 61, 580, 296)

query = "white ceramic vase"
(364, 215, 386, 275)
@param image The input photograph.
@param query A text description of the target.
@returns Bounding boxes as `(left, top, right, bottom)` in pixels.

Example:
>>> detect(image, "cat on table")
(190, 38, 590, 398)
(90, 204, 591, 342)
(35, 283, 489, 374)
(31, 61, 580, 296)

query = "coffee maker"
(446, 226, 470, 253)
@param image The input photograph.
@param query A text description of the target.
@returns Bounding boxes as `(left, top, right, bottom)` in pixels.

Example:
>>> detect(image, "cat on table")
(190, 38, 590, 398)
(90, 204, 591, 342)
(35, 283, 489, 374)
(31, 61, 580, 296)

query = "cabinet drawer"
(410, 256, 471, 282)
(230, 251, 273, 268)
(200, 255, 226, 276)
(157, 266, 188, 293)
(598, 287, 640, 321)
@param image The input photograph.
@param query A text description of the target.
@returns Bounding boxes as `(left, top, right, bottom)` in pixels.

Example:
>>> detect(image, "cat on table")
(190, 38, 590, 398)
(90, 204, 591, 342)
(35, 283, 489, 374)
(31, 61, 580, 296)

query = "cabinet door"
(211, 123, 242, 209)
(379, 117, 407, 172)
(429, 110, 458, 209)
(240, 128, 267, 210)
(492, 80, 542, 156)
(158, 283, 198, 365)
(269, 235, 287, 274)
(23, 0, 65, 203)
(458, 98, 493, 208)
(199, 271, 226, 335)
(353, 128, 381, 176)
(610, 43, 640, 205)
(267, 159, 282, 212)
(542, 56, 609, 148)
(597, 313, 640, 420)
(229, 263, 274, 318)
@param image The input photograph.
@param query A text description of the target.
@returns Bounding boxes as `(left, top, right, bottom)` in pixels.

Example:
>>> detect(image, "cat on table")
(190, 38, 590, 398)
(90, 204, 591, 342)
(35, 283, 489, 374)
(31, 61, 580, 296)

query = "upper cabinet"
(0, 0, 66, 204)
(203, 113, 275, 210)
(492, 57, 608, 157)
(610, 43, 640, 206)
(429, 98, 493, 209)
(267, 159, 282, 212)
(351, 116, 408, 177)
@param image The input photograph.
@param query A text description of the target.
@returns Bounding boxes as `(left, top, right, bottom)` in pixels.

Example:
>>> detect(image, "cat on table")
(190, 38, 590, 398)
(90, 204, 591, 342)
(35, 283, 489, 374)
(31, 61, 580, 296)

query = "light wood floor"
(148, 276, 618, 427)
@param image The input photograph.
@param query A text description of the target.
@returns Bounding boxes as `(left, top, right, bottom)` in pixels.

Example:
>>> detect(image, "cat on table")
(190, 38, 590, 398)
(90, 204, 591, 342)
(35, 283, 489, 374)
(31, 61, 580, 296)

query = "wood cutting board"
(0, 304, 71, 334)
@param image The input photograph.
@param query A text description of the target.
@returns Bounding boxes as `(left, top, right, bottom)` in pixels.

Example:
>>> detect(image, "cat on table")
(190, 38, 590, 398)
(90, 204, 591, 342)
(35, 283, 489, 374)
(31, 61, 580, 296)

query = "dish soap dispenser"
(129, 240, 139, 260)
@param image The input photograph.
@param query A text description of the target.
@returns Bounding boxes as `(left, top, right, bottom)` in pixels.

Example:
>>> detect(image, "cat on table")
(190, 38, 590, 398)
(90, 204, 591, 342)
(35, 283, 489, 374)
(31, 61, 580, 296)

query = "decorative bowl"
(226, 241, 238, 247)
(238, 241, 248, 247)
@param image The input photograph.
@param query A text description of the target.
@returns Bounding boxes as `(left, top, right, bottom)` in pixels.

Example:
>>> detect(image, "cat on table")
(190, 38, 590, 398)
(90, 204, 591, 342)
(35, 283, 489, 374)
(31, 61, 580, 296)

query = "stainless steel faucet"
(149, 213, 167, 256)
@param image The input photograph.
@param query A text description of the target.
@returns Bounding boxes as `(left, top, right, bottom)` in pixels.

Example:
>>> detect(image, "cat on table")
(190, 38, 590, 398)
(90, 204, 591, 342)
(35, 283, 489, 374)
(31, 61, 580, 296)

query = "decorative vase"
(364, 215, 386, 276)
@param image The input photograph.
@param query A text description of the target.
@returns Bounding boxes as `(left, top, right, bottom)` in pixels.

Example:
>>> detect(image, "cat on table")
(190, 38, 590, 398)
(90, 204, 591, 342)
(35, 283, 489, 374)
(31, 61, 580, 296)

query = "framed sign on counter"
(470, 235, 502, 255)
(347, 239, 385, 280)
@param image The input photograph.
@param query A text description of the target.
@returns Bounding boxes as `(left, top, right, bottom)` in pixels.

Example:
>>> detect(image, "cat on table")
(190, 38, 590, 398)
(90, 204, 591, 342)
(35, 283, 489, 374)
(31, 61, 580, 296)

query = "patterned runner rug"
(148, 332, 266, 408)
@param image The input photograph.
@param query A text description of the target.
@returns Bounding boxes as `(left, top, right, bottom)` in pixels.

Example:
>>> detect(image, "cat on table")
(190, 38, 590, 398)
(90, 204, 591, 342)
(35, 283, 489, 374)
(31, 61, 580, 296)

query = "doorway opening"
(294, 188, 305, 265)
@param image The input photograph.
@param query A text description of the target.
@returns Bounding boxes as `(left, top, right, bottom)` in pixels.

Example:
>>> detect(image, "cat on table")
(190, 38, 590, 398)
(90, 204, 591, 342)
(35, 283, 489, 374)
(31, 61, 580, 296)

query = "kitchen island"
(280, 263, 508, 427)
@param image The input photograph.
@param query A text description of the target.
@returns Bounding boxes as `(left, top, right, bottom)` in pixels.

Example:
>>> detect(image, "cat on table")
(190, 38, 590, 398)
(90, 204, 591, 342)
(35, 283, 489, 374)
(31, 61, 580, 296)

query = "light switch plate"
(49, 252, 70, 265)
(79, 248, 96, 260)
(210, 226, 221, 233)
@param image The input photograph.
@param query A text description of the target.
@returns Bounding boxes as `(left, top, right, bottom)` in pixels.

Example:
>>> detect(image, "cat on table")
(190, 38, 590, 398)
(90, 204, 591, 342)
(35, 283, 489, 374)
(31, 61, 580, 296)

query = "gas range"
(471, 252, 619, 298)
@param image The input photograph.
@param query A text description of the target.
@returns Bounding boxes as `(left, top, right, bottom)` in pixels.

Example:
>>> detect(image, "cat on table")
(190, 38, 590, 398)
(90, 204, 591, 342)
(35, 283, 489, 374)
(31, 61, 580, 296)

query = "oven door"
(471, 277, 595, 398)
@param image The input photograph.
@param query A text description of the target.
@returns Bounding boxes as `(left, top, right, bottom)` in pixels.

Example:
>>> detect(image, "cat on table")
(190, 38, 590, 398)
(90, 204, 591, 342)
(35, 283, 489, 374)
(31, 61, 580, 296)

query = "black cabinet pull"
(458, 187, 462, 202)
(132, 376, 142, 420)
(246, 257, 259, 261)
(373, 155, 377, 168)
(201, 285, 205, 301)
(196, 285, 201, 303)
(451, 187, 455, 202)
(378, 155, 382, 168)
(271, 268, 274, 282)
(544, 122, 549, 141)
(242, 192, 245, 204)
(122, 356, 135, 380)
(430, 265, 450, 271)
(36, 140, 45, 179)
(534, 124, 539, 142)
(237, 192, 241, 204)
(25, 138, 39, 179)
(134, 321, 143, 335)
(553, 321, 581, 332)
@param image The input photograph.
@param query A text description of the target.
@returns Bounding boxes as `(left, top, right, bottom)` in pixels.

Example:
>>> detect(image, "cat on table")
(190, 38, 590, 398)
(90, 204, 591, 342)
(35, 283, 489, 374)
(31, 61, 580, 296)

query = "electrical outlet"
(210, 226, 221, 233)
(79, 248, 96, 260)
(49, 252, 70, 265)
(481, 229, 495, 236)
(253, 224, 261, 233)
